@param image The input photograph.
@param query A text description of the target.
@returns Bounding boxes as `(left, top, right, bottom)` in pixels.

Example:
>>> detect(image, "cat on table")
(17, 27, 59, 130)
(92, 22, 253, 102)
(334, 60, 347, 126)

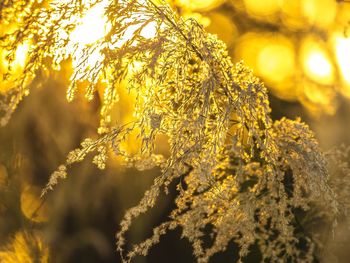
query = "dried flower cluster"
(0, 0, 348, 262)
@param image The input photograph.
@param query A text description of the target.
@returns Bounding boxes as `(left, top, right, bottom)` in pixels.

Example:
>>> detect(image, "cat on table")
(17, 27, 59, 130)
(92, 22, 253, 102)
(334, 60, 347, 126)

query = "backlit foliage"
(0, 231, 49, 263)
(0, 0, 349, 262)
(203, 0, 350, 116)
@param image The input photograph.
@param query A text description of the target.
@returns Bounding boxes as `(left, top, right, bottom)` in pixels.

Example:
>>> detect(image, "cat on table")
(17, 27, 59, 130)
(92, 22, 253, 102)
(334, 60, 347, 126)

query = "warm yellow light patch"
(0, 42, 29, 71)
(205, 12, 238, 47)
(0, 42, 29, 93)
(176, 0, 224, 11)
(140, 22, 158, 39)
(305, 52, 333, 81)
(301, 39, 334, 85)
(243, 0, 280, 17)
(236, 33, 295, 87)
(235, 32, 264, 70)
(70, 0, 111, 46)
(70, 0, 157, 48)
(68, 0, 157, 71)
(68, 0, 110, 74)
(302, 83, 336, 116)
(334, 35, 350, 98)
(280, 1, 305, 30)
(15, 43, 29, 68)
(257, 42, 295, 83)
(302, 0, 337, 29)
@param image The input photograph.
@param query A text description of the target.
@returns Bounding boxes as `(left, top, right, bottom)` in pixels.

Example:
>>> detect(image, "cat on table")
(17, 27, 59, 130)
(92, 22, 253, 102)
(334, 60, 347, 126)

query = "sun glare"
(68, 0, 158, 70)
(335, 36, 350, 85)
(140, 22, 158, 39)
(301, 39, 334, 85)
(15, 43, 29, 67)
(70, 0, 111, 46)
(305, 52, 333, 81)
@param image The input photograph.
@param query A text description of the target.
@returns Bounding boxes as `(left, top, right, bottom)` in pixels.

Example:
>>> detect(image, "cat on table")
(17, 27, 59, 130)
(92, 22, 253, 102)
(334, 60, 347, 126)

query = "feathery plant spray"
(0, 0, 349, 262)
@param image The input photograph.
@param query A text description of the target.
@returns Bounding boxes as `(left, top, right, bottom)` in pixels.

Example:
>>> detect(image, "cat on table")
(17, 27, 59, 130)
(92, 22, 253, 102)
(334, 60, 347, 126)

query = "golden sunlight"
(176, 0, 224, 11)
(0, 42, 29, 72)
(68, 0, 111, 73)
(70, 0, 111, 46)
(70, 0, 157, 48)
(334, 35, 350, 88)
(0, 42, 29, 93)
(301, 39, 334, 85)
(2, 0, 350, 262)
(68, 0, 157, 70)
(15, 43, 29, 68)
(304, 52, 333, 82)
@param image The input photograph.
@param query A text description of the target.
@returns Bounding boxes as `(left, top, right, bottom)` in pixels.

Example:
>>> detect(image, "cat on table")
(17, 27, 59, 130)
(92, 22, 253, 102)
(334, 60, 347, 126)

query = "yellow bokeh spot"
(280, 1, 306, 30)
(302, 83, 336, 116)
(206, 12, 238, 48)
(235, 32, 264, 70)
(305, 52, 332, 80)
(334, 35, 350, 98)
(257, 41, 295, 84)
(301, 38, 334, 85)
(176, 0, 224, 11)
(235, 32, 296, 100)
(281, 0, 337, 30)
(302, 0, 337, 29)
(243, 0, 280, 18)
(20, 185, 48, 223)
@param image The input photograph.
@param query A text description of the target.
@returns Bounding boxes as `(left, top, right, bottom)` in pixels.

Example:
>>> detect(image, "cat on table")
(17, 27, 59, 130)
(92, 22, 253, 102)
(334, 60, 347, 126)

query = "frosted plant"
(0, 0, 348, 262)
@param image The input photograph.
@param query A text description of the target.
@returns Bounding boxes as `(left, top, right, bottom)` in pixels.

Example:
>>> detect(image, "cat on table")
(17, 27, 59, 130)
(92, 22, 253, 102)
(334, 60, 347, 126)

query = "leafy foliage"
(0, 0, 348, 262)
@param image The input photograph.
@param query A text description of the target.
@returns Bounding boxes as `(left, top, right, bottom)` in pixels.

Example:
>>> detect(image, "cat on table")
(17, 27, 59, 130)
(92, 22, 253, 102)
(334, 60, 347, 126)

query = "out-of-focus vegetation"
(0, 0, 350, 263)
(170, 0, 350, 117)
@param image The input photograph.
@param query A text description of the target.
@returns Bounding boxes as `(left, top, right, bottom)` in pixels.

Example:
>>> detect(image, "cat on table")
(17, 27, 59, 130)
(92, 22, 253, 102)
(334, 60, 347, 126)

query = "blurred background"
(1, 0, 350, 262)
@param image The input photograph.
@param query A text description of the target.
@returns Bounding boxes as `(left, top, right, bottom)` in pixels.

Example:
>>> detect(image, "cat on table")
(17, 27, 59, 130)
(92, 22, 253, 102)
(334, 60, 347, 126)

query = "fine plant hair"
(0, 0, 347, 262)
